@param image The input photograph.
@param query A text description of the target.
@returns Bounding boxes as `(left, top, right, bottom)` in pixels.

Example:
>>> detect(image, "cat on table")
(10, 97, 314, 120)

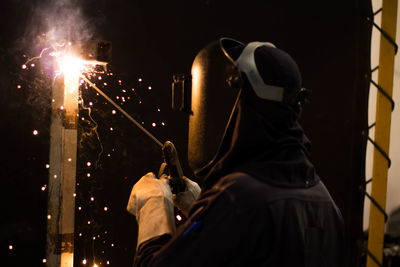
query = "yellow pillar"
(367, 0, 398, 266)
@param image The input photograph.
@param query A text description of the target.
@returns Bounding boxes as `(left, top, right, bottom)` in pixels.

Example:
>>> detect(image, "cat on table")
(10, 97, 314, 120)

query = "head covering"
(201, 42, 319, 190)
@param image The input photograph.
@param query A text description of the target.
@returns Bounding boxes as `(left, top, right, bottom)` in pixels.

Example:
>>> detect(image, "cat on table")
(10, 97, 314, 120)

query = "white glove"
(126, 172, 176, 246)
(173, 177, 201, 217)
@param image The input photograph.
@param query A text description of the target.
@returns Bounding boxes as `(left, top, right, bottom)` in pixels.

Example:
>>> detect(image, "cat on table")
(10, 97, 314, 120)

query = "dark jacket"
(134, 172, 344, 267)
(134, 91, 344, 266)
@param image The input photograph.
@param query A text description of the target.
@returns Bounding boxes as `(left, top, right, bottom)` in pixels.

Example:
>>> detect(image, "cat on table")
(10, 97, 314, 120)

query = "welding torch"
(81, 75, 187, 194)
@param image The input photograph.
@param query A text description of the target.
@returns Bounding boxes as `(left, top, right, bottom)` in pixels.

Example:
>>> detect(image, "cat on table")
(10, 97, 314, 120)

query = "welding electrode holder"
(158, 141, 187, 194)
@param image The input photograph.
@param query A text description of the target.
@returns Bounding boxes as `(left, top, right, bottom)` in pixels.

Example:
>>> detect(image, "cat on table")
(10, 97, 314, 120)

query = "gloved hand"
(126, 172, 176, 246)
(173, 177, 201, 217)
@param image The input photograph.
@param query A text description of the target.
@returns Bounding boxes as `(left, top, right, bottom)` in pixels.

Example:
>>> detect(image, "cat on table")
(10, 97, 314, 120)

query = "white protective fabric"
(126, 172, 176, 246)
(173, 177, 201, 217)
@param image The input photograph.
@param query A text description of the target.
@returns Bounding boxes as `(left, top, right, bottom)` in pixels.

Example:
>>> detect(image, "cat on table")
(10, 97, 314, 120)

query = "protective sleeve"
(132, 181, 268, 267)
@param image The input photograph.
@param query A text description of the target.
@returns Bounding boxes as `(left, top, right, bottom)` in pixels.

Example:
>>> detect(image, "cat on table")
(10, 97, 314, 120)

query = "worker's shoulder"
(216, 172, 334, 204)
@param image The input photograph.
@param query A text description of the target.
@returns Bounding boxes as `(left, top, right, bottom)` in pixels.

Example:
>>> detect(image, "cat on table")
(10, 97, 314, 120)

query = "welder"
(127, 37, 344, 266)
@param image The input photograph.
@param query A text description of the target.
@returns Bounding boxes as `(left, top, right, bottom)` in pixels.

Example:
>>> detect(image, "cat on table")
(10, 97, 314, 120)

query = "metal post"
(46, 62, 79, 266)
(367, 0, 398, 266)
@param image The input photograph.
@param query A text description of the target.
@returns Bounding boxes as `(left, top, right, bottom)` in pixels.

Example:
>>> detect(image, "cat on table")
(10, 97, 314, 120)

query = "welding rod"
(80, 74, 163, 148)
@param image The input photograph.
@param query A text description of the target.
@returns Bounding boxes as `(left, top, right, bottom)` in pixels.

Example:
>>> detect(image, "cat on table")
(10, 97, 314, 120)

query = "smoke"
(11, 0, 106, 112)
(18, 0, 104, 56)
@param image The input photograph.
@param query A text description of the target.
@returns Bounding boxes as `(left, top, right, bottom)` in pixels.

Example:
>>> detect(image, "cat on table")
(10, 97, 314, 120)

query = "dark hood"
(202, 87, 319, 191)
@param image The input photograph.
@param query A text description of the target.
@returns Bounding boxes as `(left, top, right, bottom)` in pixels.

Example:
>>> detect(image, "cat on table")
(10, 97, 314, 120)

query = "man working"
(127, 37, 344, 266)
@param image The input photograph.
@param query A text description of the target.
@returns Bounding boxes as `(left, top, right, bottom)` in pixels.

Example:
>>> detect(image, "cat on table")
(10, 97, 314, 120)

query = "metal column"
(46, 70, 79, 267)
(367, 0, 398, 266)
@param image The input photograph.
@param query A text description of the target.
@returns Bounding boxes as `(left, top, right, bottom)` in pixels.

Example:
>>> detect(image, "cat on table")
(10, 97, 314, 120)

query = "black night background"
(0, 0, 371, 266)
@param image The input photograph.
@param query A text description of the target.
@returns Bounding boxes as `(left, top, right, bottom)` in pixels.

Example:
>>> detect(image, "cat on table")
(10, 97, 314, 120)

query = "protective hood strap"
(235, 42, 285, 102)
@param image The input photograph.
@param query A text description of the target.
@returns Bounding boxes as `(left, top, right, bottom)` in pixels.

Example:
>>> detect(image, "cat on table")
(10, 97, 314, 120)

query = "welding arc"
(80, 75, 163, 148)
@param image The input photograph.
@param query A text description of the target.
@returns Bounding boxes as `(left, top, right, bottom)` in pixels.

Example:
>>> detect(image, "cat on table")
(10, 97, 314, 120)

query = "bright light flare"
(59, 55, 84, 95)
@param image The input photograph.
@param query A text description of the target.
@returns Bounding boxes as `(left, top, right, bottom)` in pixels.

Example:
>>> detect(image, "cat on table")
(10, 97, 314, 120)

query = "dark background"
(0, 0, 371, 266)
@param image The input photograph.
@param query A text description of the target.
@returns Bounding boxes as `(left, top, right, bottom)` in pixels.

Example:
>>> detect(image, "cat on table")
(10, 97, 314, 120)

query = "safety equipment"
(173, 177, 201, 217)
(126, 172, 176, 246)
(236, 42, 284, 102)
(188, 38, 243, 177)
(188, 37, 306, 177)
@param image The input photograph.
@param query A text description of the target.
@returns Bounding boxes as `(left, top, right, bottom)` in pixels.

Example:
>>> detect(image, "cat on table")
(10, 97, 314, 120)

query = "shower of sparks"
(81, 75, 163, 147)
(80, 97, 103, 167)
(20, 35, 169, 266)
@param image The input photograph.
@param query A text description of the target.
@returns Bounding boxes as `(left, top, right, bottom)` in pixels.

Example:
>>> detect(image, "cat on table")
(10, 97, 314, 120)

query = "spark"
(9, 245, 13, 250)
(79, 96, 103, 168)
(33, 130, 39, 135)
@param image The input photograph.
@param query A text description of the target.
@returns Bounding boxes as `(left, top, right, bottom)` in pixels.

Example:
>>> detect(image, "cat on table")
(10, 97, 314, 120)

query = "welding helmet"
(186, 37, 306, 177)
